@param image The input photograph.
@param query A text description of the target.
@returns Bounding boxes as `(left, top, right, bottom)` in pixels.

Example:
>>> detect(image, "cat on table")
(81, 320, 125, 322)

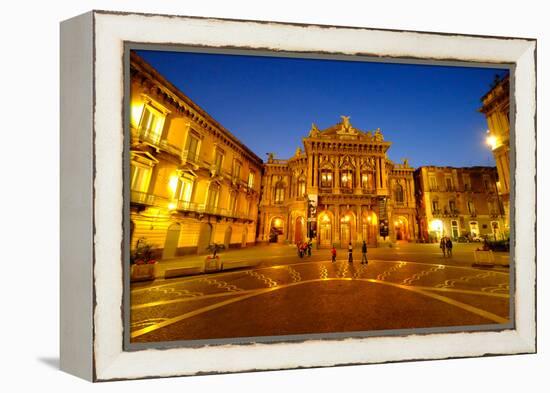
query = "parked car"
(471, 234, 483, 242)
(457, 236, 469, 243)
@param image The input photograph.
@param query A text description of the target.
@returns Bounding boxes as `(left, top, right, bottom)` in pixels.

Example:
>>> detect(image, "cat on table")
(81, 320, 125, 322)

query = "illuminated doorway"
(394, 216, 409, 241)
(318, 213, 332, 247)
(340, 212, 354, 247)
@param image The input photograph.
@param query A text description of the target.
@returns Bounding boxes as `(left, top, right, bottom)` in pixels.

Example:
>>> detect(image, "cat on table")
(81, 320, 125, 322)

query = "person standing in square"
(348, 242, 353, 264)
(361, 240, 368, 264)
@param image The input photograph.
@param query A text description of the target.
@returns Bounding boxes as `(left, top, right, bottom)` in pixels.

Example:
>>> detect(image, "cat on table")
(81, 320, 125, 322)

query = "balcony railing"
(362, 187, 376, 194)
(130, 190, 168, 206)
(181, 150, 201, 165)
(340, 187, 354, 194)
(175, 200, 253, 220)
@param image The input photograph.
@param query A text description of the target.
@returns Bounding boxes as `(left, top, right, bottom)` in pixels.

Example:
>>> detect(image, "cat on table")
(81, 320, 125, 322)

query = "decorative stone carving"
(374, 128, 384, 141)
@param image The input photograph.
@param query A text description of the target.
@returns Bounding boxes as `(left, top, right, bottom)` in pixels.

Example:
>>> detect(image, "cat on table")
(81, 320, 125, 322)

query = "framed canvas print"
(60, 10, 537, 381)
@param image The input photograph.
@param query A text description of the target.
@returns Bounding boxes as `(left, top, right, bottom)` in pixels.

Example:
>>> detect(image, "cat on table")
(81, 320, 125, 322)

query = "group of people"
(297, 239, 313, 258)
(331, 241, 369, 265)
(439, 236, 453, 257)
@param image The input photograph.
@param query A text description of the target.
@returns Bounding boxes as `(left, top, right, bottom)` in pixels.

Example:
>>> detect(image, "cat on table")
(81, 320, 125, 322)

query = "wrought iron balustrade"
(130, 190, 168, 206)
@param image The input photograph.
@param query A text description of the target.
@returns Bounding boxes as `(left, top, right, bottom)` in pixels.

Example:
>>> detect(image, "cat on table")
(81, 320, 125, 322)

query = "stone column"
(334, 204, 340, 246)
(334, 158, 340, 194)
(375, 158, 381, 189)
(313, 153, 319, 189)
(307, 155, 313, 191)
(356, 204, 362, 243)
(380, 158, 386, 190)
(355, 161, 362, 194)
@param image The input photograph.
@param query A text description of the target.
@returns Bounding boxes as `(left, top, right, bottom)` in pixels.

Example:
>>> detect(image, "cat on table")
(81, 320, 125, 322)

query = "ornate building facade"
(257, 117, 417, 248)
(415, 166, 506, 242)
(129, 52, 263, 258)
(129, 53, 508, 258)
(480, 74, 510, 233)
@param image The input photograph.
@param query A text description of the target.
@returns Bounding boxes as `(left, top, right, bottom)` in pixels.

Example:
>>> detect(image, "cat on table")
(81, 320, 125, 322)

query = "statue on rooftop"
(374, 128, 384, 141)
(309, 123, 320, 137)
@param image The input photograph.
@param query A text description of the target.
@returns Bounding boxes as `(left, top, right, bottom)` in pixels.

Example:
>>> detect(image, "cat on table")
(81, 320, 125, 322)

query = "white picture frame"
(60, 10, 536, 381)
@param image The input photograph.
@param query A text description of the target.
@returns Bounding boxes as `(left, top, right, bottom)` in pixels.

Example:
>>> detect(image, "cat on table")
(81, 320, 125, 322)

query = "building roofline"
(130, 52, 264, 166)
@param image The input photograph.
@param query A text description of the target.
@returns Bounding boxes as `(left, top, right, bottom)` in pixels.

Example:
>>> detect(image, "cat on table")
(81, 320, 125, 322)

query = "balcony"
(340, 187, 354, 194)
(158, 139, 182, 157)
(175, 200, 254, 221)
(362, 187, 376, 194)
(181, 150, 201, 166)
(132, 129, 183, 158)
(130, 190, 168, 206)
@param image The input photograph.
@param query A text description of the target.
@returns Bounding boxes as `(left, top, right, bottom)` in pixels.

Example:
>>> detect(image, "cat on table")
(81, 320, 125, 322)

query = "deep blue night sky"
(136, 50, 508, 167)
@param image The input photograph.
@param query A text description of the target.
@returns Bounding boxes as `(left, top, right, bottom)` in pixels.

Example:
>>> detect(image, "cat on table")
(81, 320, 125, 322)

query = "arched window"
(320, 169, 333, 188)
(394, 183, 404, 203)
(274, 182, 285, 204)
(340, 169, 353, 190)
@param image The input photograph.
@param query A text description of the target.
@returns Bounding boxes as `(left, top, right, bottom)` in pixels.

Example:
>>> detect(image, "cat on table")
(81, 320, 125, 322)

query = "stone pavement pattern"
(130, 253, 510, 343)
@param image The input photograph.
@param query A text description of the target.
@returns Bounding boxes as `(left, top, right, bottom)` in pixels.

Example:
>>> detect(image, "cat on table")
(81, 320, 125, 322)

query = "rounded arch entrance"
(317, 210, 333, 248)
(269, 216, 284, 243)
(394, 216, 410, 241)
(197, 222, 213, 254)
(163, 222, 181, 259)
(339, 210, 356, 248)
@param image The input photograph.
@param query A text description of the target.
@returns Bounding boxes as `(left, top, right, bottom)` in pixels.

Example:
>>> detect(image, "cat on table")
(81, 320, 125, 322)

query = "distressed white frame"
(61, 10, 536, 381)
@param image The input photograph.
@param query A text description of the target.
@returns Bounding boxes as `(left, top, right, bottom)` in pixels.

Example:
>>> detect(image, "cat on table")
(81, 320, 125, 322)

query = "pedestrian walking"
(331, 245, 337, 263)
(361, 240, 368, 264)
(307, 238, 312, 257)
(446, 237, 453, 257)
(440, 237, 447, 257)
(348, 242, 353, 263)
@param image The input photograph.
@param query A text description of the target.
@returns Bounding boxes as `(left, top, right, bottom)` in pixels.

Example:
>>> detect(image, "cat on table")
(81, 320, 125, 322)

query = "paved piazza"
(130, 243, 510, 344)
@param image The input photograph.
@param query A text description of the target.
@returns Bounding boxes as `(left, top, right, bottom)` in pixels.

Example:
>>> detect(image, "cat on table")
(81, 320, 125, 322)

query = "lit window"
(248, 172, 255, 189)
(130, 164, 152, 193)
(175, 177, 194, 202)
(340, 170, 353, 189)
(361, 173, 371, 189)
(320, 170, 333, 188)
(432, 200, 439, 213)
(274, 182, 285, 203)
(138, 104, 165, 144)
